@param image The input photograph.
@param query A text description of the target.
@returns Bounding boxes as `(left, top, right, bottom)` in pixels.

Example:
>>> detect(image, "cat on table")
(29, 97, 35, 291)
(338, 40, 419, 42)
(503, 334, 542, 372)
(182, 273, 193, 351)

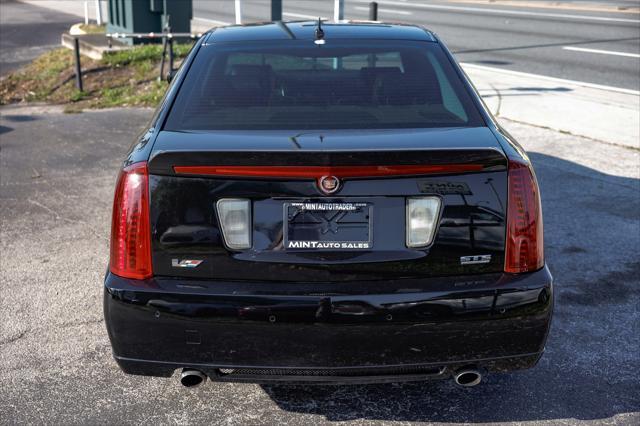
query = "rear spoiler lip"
(148, 147, 507, 177)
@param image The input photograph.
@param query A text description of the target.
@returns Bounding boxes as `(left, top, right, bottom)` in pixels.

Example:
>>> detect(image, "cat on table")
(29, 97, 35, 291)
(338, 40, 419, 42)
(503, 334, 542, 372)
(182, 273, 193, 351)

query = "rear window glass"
(165, 40, 484, 130)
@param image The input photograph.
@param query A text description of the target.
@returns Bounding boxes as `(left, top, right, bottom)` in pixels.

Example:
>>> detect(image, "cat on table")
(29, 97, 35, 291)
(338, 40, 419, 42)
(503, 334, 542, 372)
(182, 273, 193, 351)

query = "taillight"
(109, 162, 152, 279)
(505, 159, 544, 273)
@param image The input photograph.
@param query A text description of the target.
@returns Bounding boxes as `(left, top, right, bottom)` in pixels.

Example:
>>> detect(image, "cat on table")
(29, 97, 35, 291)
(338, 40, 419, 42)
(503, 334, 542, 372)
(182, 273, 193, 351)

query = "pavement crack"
(27, 198, 66, 221)
(26, 198, 109, 242)
(489, 82, 503, 116)
(0, 330, 29, 346)
(0, 318, 104, 348)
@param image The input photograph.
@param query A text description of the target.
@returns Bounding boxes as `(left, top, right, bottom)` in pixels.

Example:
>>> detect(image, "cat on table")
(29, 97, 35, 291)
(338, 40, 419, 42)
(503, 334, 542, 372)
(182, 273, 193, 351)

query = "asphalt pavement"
(0, 105, 638, 425)
(192, 0, 640, 91)
(0, 0, 77, 76)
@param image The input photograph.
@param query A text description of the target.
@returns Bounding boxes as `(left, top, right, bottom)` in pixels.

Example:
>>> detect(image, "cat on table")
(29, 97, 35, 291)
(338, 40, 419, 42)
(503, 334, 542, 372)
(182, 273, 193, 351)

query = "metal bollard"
(369, 2, 378, 21)
(168, 38, 174, 74)
(159, 36, 168, 80)
(73, 37, 83, 92)
(271, 0, 282, 21)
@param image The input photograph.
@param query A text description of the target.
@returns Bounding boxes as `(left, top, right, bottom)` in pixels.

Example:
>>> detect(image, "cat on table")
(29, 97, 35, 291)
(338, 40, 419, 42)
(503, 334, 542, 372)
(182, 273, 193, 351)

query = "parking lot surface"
(0, 106, 638, 425)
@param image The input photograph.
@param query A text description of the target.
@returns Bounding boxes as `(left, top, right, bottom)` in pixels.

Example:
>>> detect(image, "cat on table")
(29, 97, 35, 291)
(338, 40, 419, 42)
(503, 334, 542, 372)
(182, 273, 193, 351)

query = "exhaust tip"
(180, 368, 207, 388)
(453, 368, 482, 387)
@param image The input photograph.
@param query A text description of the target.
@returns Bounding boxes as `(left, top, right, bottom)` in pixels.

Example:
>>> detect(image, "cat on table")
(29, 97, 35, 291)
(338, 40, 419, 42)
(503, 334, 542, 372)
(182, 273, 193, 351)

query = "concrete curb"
(60, 33, 129, 60)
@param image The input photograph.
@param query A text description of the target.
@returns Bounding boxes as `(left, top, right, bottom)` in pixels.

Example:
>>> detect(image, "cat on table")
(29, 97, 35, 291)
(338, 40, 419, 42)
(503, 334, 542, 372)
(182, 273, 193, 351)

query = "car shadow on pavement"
(0, 113, 41, 136)
(261, 152, 640, 423)
(1, 114, 40, 122)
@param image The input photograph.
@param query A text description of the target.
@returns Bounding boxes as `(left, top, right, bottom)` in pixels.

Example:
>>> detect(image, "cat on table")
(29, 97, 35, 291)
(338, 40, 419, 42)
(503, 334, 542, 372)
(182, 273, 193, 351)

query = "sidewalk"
(463, 63, 640, 150)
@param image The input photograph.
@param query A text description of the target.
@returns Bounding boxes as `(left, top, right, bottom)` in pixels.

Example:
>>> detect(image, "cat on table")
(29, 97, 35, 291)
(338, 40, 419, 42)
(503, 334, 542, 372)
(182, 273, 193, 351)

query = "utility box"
(107, 0, 192, 44)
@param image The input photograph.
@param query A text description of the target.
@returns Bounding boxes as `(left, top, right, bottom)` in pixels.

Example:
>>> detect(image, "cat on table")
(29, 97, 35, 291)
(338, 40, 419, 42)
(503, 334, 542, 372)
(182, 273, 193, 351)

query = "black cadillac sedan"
(104, 21, 553, 387)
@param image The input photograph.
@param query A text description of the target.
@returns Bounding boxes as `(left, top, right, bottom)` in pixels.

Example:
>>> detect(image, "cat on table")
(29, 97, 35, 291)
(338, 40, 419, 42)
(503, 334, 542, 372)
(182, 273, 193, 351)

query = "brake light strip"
(172, 164, 484, 178)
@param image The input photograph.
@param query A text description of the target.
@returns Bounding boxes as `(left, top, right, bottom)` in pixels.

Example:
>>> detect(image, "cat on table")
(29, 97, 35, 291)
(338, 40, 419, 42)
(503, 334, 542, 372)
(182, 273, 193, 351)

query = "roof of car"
(204, 21, 436, 44)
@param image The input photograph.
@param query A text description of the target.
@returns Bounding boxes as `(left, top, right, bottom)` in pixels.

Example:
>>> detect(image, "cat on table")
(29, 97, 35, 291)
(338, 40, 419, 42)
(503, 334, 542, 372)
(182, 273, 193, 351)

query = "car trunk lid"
(148, 127, 508, 282)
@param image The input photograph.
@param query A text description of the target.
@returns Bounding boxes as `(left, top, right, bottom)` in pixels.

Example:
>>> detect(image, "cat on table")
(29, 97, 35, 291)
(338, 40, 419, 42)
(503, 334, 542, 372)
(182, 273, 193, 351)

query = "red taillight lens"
(109, 162, 152, 279)
(505, 159, 544, 273)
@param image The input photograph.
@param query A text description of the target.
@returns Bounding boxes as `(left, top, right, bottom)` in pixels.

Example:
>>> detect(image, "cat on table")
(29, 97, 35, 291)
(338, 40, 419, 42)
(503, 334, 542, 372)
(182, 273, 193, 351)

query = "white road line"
(562, 46, 640, 58)
(284, 12, 327, 20)
(192, 17, 231, 26)
(461, 62, 640, 95)
(354, 0, 640, 23)
(353, 6, 412, 15)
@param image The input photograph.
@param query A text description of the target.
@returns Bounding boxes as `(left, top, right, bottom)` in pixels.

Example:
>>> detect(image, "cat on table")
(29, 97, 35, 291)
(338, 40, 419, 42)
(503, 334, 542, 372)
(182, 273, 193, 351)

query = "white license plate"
(283, 202, 372, 250)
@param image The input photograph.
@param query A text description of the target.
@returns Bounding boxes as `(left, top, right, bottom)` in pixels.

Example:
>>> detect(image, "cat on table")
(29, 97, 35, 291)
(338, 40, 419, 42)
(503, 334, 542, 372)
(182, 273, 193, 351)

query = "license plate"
(283, 202, 372, 250)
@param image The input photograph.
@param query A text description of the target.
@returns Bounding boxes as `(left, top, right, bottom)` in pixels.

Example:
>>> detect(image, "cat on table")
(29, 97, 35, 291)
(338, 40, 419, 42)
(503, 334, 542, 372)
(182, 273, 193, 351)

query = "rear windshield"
(165, 39, 485, 130)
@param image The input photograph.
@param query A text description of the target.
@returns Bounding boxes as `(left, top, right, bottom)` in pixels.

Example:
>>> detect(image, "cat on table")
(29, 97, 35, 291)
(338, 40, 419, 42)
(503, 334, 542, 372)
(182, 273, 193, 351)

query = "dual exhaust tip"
(180, 368, 207, 388)
(179, 367, 482, 388)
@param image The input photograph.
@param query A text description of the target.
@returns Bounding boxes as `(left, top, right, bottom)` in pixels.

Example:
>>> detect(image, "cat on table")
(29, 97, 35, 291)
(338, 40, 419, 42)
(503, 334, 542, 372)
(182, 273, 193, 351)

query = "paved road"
(193, 0, 640, 91)
(1, 105, 638, 424)
(0, 0, 77, 76)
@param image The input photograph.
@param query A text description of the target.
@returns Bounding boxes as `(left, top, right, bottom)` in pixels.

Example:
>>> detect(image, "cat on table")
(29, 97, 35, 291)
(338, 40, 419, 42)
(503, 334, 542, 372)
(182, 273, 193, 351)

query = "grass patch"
(0, 49, 75, 103)
(102, 43, 192, 67)
(0, 42, 193, 110)
(70, 90, 89, 102)
(77, 23, 106, 34)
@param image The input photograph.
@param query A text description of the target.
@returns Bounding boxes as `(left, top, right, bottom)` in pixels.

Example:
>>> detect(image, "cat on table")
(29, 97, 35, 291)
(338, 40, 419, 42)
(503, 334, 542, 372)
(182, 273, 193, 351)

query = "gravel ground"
(0, 106, 638, 425)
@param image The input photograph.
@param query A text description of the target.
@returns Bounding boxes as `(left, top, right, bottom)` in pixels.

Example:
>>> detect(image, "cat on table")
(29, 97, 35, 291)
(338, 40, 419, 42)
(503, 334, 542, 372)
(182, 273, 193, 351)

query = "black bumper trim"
(104, 266, 553, 381)
(114, 352, 543, 384)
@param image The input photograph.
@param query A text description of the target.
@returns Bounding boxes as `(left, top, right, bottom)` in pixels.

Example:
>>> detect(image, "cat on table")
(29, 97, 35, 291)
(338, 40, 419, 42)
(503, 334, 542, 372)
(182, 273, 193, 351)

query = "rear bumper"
(104, 266, 553, 383)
